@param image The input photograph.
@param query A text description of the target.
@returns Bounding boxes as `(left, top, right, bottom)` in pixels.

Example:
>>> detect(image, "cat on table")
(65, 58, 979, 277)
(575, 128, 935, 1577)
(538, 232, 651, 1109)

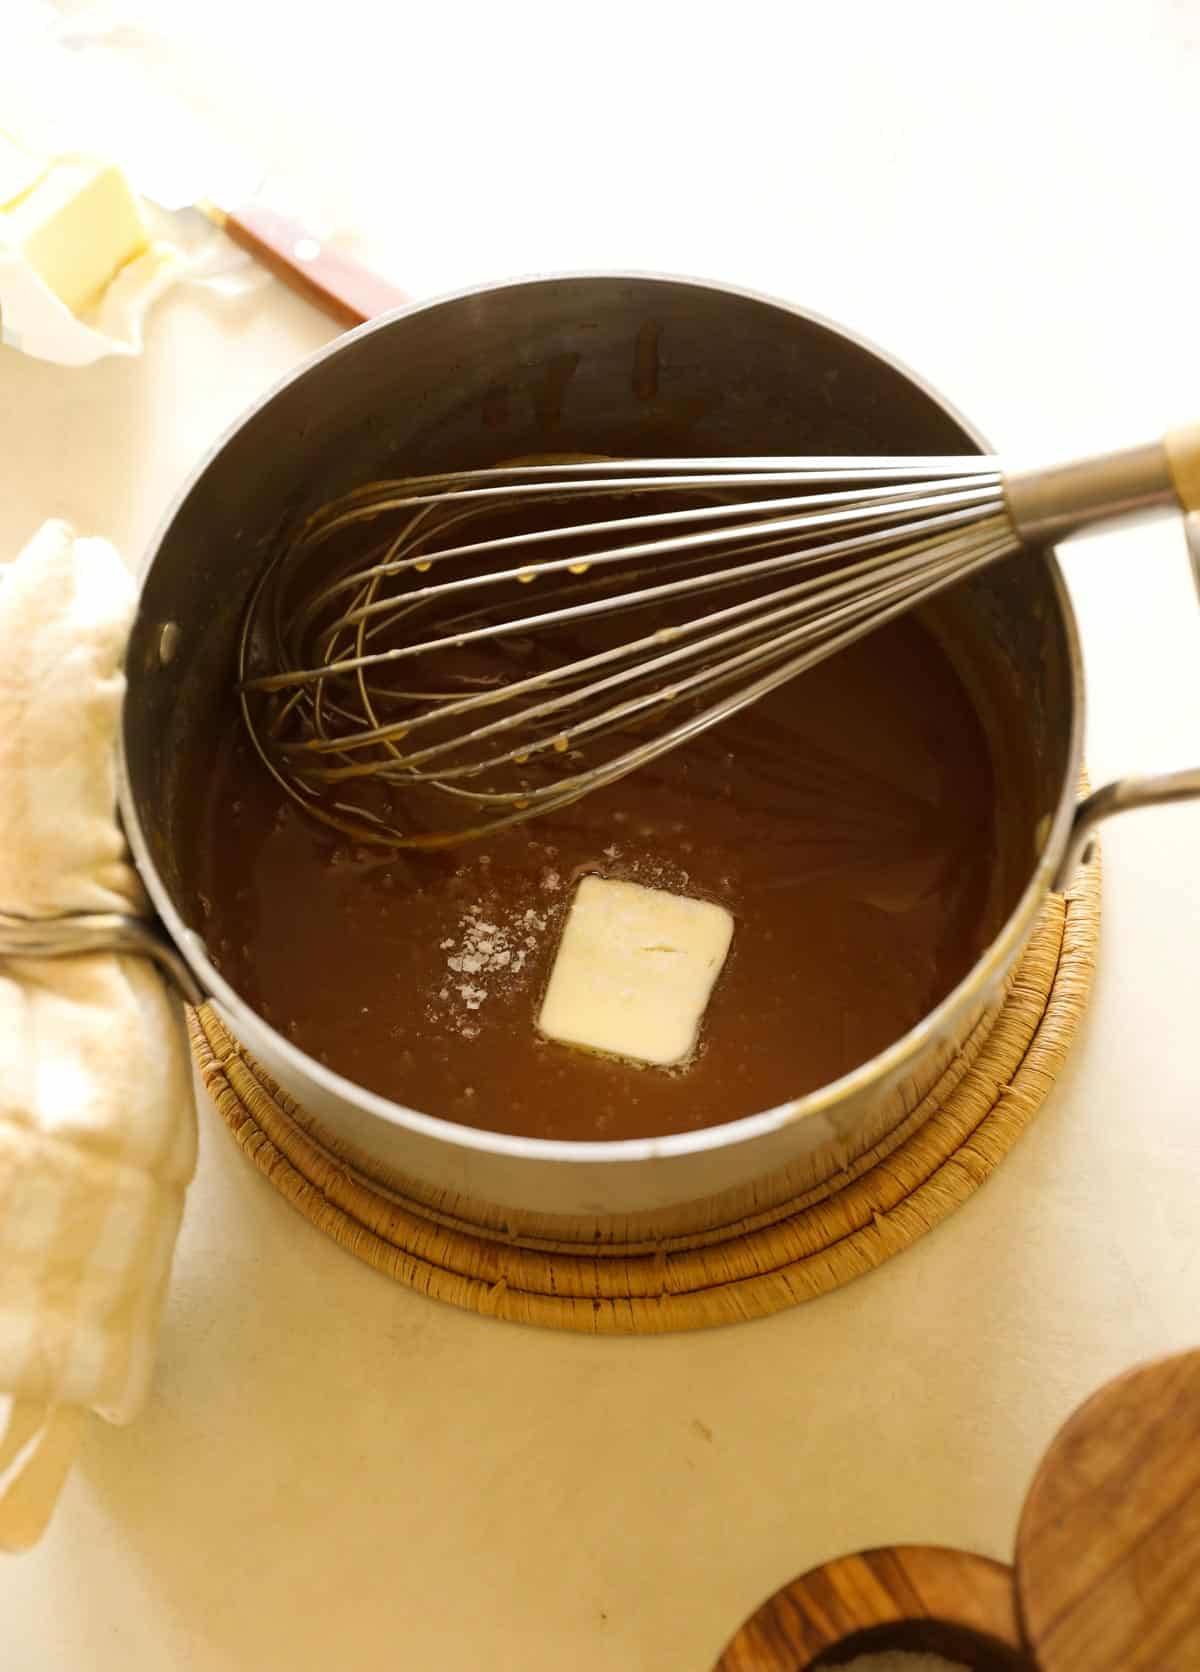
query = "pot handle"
(1054, 767, 1200, 889)
(0, 910, 204, 1007)
(1054, 510, 1200, 888)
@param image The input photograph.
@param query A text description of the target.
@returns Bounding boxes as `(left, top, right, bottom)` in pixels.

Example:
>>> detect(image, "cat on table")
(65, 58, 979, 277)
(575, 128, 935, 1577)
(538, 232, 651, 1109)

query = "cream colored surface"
(0, 0, 1197, 1666)
(538, 878, 734, 1067)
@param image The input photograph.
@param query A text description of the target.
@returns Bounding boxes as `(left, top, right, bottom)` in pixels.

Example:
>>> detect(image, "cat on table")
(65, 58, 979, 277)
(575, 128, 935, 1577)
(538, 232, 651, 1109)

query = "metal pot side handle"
(0, 910, 204, 1007)
(1054, 767, 1200, 890)
(1052, 508, 1200, 890)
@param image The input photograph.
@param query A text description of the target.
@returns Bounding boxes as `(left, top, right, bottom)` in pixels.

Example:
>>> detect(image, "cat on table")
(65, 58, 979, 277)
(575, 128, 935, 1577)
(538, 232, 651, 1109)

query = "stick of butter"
(537, 876, 734, 1068)
(0, 156, 149, 316)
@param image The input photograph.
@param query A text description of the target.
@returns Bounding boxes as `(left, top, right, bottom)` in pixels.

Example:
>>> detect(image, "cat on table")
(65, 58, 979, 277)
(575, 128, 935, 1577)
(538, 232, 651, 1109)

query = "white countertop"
(2, 3, 1199, 1667)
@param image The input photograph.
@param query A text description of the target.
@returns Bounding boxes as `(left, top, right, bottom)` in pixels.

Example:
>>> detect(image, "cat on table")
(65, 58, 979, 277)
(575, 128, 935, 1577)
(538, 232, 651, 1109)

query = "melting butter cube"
(0, 157, 149, 314)
(537, 876, 734, 1067)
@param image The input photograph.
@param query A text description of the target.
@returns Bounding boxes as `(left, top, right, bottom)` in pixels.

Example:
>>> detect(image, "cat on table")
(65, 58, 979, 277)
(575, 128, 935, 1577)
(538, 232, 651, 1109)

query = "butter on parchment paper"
(0, 138, 149, 314)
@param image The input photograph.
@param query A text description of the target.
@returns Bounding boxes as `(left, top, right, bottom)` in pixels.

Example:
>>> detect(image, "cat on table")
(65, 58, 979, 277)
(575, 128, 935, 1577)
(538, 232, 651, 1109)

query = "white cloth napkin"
(0, 520, 196, 1551)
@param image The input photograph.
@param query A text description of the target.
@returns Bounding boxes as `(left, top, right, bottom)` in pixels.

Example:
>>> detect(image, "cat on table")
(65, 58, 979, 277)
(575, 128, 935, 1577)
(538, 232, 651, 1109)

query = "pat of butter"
(537, 876, 734, 1068)
(0, 131, 47, 211)
(0, 157, 149, 315)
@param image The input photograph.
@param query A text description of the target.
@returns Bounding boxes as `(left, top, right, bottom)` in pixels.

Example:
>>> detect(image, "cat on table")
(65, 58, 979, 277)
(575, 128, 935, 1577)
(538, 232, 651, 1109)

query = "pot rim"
(117, 267, 1086, 1170)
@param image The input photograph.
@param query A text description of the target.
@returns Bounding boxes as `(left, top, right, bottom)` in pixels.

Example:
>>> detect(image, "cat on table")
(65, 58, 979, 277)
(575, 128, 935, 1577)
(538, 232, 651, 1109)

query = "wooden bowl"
(713, 1545, 1028, 1669)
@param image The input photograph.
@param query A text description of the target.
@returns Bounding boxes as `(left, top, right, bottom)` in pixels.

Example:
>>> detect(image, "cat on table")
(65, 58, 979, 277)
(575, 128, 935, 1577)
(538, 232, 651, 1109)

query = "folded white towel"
(0, 520, 196, 1551)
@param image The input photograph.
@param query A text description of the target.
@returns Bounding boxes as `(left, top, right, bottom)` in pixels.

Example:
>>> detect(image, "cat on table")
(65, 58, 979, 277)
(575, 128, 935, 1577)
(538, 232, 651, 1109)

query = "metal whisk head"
(238, 455, 1017, 847)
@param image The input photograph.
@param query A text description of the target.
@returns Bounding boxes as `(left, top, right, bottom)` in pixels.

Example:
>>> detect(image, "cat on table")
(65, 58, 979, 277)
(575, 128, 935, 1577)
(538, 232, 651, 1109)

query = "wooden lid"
(712, 1545, 1027, 1668)
(1015, 1349, 1200, 1672)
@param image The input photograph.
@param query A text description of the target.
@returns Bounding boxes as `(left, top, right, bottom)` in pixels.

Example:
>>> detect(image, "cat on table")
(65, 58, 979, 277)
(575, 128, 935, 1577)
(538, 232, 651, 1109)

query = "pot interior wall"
(125, 276, 1070, 999)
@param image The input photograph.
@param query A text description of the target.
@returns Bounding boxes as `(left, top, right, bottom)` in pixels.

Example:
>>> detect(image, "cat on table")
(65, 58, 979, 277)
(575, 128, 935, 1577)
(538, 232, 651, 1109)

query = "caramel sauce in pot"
(185, 604, 1003, 1143)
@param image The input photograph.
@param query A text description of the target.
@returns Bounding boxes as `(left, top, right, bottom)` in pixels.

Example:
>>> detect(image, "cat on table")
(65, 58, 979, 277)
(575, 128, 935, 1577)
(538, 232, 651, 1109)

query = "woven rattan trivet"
(188, 852, 1099, 1333)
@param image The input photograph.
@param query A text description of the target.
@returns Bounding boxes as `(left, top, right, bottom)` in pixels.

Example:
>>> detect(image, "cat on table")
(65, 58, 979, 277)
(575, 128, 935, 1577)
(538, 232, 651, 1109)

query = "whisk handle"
(1166, 423, 1200, 512)
(214, 202, 409, 328)
(1005, 425, 1200, 545)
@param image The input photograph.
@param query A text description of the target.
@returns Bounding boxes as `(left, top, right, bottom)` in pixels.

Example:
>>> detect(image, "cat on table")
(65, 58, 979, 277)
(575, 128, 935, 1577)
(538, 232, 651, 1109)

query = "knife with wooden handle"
(196, 197, 407, 326)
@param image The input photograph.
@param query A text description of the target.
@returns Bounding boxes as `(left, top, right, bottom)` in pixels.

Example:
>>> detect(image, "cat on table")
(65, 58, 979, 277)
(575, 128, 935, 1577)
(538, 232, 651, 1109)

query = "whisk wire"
(247, 493, 1005, 698)
(283, 515, 1013, 775)
(360, 526, 1019, 839)
(237, 460, 1019, 847)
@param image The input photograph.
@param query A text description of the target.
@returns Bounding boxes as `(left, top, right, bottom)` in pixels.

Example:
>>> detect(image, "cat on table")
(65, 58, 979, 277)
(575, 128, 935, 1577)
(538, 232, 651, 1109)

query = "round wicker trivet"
(188, 852, 1099, 1333)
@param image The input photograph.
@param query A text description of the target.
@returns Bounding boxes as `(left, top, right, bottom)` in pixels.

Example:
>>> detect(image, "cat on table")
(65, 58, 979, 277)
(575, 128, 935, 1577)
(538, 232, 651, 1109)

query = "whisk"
(238, 430, 1199, 847)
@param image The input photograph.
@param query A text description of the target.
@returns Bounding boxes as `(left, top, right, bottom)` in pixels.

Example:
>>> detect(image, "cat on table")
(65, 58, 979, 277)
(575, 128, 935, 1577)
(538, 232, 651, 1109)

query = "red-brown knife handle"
(221, 203, 408, 327)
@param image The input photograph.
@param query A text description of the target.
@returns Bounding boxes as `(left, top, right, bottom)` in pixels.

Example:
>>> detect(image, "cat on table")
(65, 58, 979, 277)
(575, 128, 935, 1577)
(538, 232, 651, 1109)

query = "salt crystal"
(432, 895, 547, 1021)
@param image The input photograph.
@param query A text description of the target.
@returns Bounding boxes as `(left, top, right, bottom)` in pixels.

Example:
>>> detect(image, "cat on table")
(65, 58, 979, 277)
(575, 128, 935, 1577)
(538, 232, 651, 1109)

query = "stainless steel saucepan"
(93, 274, 1200, 1232)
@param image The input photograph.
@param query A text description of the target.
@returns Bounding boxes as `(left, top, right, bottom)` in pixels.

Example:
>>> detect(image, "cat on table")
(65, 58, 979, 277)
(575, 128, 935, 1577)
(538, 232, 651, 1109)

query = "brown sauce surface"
(185, 613, 1001, 1143)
